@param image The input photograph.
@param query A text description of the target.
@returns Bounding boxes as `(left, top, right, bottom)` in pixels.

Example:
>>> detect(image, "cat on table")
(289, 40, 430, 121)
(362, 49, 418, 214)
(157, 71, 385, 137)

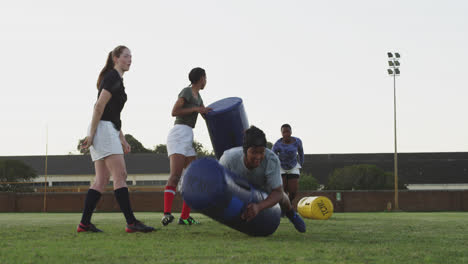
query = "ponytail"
(96, 52, 114, 89)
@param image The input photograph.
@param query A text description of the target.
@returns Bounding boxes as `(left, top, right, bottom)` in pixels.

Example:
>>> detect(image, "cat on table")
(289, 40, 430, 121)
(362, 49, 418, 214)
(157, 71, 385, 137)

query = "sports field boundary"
(1, 190, 467, 212)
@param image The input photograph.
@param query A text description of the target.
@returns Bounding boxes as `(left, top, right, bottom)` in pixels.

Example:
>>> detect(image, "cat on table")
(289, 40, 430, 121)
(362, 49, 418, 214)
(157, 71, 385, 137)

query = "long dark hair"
(96, 45, 128, 89)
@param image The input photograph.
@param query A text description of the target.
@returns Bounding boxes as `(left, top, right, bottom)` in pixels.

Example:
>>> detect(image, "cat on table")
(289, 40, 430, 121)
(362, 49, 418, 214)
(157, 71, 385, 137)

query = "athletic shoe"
(187, 216, 200, 225)
(178, 216, 200, 225)
(161, 213, 175, 226)
(125, 220, 155, 233)
(287, 211, 306, 233)
(77, 222, 103, 233)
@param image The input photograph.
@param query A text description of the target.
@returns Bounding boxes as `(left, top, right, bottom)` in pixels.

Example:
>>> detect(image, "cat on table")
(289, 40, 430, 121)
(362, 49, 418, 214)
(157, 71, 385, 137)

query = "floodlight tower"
(387, 52, 400, 210)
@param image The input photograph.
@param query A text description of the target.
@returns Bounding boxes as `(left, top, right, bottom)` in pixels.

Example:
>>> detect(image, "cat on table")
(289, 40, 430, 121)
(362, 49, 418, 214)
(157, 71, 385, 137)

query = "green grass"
(0, 212, 467, 264)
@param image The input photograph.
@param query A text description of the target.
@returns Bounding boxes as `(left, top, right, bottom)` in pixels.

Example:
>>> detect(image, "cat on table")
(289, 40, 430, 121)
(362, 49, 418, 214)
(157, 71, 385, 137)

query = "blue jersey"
(271, 137, 304, 170)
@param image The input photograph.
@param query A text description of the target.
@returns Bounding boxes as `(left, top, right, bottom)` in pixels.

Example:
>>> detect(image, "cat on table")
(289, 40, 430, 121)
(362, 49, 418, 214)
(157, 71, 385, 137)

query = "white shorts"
(166, 124, 196, 157)
(89, 121, 123, 161)
(280, 162, 302, 175)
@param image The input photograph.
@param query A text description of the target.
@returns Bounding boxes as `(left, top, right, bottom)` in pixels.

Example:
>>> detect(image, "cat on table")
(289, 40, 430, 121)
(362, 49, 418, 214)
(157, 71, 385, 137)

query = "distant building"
(0, 154, 169, 188)
(1, 152, 467, 190)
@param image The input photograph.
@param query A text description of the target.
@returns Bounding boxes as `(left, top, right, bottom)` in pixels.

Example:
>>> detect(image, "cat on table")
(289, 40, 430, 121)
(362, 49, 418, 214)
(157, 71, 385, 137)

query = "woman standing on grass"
(161, 67, 212, 226)
(78, 45, 154, 233)
(272, 124, 304, 203)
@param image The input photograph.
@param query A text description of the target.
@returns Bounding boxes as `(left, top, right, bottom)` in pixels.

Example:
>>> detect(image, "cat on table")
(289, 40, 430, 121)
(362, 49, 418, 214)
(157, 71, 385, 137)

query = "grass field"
(0, 212, 467, 264)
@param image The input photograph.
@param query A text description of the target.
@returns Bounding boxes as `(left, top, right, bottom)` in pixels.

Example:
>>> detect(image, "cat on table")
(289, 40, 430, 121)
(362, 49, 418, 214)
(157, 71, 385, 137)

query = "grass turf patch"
(0, 212, 467, 264)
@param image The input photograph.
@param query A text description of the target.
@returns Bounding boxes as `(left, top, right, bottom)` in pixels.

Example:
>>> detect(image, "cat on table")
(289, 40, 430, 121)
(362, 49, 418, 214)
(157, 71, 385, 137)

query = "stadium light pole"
(387, 52, 400, 211)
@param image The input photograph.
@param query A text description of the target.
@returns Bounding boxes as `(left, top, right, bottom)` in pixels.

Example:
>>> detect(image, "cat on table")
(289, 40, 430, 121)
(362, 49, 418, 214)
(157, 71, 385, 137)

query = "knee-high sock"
(180, 201, 191, 220)
(80, 189, 102, 225)
(164, 186, 176, 214)
(114, 187, 137, 224)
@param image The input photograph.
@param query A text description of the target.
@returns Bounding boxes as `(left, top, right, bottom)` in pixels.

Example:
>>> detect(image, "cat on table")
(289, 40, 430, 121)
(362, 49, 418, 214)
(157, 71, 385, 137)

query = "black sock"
(80, 189, 102, 225)
(114, 187, 137, 224)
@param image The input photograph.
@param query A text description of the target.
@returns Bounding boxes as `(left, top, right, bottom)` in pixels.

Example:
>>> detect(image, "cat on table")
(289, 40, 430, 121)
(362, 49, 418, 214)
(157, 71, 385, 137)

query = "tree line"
(0, 160, 38, 192)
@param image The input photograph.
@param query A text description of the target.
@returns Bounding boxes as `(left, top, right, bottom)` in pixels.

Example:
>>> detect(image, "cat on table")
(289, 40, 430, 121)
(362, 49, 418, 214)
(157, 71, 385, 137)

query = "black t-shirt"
(98, 69, 127, 131)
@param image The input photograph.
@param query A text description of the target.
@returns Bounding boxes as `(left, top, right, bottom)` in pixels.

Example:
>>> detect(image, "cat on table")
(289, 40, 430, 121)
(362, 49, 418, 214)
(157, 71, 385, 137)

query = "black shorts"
(281, 173, 300, 180)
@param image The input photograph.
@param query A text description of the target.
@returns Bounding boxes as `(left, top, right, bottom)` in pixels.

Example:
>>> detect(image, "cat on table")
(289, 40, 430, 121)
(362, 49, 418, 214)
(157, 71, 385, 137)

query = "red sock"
(164, 186, 176, 214)
(180, 201, 191, 220)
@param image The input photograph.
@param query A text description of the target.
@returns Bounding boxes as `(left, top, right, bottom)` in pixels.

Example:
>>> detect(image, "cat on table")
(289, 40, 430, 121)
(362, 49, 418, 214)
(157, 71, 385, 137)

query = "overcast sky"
(1, 0, 467, 156)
